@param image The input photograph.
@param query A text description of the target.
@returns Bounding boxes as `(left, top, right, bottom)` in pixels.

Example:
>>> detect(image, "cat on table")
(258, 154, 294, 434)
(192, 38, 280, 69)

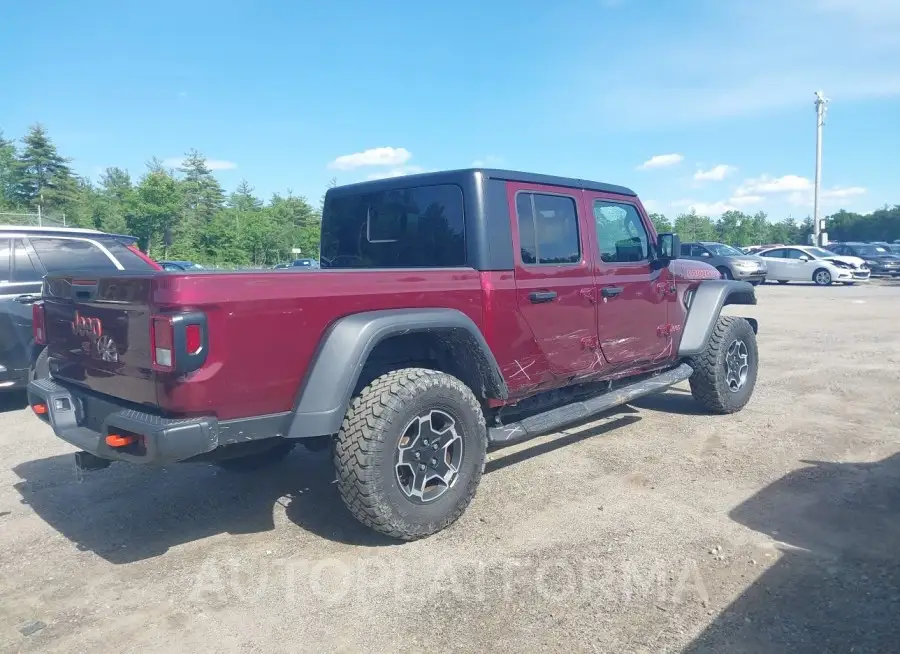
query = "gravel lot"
(2, 281, 899, 653)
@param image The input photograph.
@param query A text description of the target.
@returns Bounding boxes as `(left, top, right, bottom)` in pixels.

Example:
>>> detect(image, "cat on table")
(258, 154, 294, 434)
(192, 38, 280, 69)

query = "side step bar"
(488, 363, 694, 445)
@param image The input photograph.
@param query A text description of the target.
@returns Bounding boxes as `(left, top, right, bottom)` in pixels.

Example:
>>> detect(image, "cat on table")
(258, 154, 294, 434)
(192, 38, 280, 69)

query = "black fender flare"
(286, 308, 507, 439)
(678, 280, 758, 357)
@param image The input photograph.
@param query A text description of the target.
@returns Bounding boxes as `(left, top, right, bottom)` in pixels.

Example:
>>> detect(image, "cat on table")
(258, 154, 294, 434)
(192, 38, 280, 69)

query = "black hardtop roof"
(327, 168, 637, 198)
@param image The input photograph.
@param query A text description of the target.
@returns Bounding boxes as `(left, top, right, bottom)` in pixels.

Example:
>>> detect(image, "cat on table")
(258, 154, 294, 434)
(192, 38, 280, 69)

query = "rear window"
(100, 239, 158, 271)
(320, 184, 466, 269)
(30, 237, 118, 272)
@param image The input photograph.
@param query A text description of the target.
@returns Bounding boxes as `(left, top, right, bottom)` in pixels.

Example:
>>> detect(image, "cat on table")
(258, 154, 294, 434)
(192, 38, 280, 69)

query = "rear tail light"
(151, 315, 175, 371)
(150, 312, 207, 374)
(32, 302, 46, 345)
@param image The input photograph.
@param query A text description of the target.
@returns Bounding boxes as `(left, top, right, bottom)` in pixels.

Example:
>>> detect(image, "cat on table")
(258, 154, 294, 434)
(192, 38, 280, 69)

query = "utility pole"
(813, 90, 829, 246)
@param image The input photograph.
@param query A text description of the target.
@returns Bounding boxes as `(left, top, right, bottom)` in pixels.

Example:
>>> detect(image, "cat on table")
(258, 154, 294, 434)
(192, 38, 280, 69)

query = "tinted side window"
(29, 238, 118, 272)
(0, 238, 9, 281)
(593, 201, 650, 263)
(12, 240, 41, 282)
(516, 192, 580, 265)
(690, 244, 708, 257)
(320, 184, 465, 269)
(764, 249, 786, 258)
(784, 249, 807, 259)
(100, 239, 157, 271)
(680, 243, 692, 256)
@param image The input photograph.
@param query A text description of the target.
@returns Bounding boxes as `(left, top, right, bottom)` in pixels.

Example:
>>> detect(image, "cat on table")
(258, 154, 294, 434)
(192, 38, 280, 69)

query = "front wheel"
(813, 268, 833, 286)
(334, 368, 487, 541)
(688, 316, 758, 414)
(717, 267, 733, 280)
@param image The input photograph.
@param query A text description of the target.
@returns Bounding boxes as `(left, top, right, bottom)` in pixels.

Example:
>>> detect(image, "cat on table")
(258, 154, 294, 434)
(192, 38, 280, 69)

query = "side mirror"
(701, 252, 710, 257)
(656, 233, 680, 261)
(799, 255, 810, 262)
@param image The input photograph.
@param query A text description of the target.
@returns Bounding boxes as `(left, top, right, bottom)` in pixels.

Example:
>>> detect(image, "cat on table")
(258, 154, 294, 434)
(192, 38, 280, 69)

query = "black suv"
(828, 242, 900, 276)
(0, 226, 160, 391)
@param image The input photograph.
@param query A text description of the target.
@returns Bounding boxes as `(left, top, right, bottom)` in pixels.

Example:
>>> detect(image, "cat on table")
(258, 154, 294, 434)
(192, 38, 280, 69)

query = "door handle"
(15, 294, 40, 305)
(529, 290, 557, 304)
(601, 286, 624, 298)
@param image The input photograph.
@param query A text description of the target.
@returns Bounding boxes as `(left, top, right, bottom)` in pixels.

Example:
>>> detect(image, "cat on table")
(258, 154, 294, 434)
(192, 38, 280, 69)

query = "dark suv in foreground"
(0, 226, 160, 391)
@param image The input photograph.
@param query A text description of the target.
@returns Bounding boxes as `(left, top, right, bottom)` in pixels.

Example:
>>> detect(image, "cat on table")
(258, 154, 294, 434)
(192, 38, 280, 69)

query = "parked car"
(158, 260, 205, 271)
(757, 245, 870, 285)
(680, 241, 767, 284)
(27, 168, 760, 541)
(290, 258, 319, 269)
(870, 241, 900, 256)
(827, 242, 900, 276)
(0, 225, 160, 392)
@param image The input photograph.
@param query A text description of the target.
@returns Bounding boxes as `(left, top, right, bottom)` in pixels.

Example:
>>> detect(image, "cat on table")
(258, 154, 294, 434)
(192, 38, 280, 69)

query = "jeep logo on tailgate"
(71, 311, 102, 339)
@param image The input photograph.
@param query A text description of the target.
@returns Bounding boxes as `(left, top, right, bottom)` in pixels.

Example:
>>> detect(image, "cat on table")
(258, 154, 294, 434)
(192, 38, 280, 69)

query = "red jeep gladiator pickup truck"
(28, 168, 759, 540)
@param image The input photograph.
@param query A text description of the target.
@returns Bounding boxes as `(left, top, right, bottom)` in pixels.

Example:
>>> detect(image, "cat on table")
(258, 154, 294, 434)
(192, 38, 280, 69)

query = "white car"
(757, 245, 871, 286)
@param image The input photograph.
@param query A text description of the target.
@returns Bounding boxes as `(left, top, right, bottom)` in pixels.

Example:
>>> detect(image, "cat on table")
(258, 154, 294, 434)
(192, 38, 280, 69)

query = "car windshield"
(806, 247, 837, 258)
(705, 243, 744, 256)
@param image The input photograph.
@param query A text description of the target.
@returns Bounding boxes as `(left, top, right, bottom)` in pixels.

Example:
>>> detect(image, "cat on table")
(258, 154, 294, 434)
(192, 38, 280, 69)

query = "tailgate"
(43, 274, 158, 406)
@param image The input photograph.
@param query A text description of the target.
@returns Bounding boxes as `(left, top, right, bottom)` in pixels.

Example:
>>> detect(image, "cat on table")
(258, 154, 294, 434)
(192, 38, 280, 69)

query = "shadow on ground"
(0, 390, 27, 414)
(13, 409, 641, 563)
(686, 454, 900, 653)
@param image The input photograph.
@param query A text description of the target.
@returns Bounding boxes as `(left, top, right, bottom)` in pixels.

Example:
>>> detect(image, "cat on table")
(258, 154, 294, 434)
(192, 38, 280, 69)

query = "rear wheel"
(813, 268, 832, 286)
(688, 316, 758, 414)
(334, 368, 487, 541)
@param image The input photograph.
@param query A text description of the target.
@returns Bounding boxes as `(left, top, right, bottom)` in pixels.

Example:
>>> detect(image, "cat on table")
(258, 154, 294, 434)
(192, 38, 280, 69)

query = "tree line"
(1, 123, 898, 266)
(0, 124, 322, 266)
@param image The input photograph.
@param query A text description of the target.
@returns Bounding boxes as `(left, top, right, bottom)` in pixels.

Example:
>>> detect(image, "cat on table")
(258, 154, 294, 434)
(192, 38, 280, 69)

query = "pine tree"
(12, 124, 78, 212)
(0, 130, 17, 209)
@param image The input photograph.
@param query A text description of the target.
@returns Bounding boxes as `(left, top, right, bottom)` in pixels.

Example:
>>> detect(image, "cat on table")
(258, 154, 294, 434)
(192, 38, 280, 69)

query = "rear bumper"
(28, 378, 232, 465)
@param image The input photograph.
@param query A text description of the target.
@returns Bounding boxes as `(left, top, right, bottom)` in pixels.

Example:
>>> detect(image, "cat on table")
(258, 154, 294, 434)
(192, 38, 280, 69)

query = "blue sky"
(2, 0, 898, 220)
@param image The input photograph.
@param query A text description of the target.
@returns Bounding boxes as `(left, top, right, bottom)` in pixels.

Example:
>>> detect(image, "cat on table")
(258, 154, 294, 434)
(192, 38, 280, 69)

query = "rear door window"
(12, 240, 42, 282)
(29, 237, 118, 272)
(515, 192, 580, 265)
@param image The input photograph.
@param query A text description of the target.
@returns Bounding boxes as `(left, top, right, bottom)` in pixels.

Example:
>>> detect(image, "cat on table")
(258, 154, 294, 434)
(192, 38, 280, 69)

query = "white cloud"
(365, 166, 426, 181)
(694, 164, 736, 182)
(328, 147, 412, 170)
(638, 153, 684, 170)
(162, 157, 237, 171)
(822, 185, 867, 199)
(728, 194, 764, 206)
(735, 174, 812, 196)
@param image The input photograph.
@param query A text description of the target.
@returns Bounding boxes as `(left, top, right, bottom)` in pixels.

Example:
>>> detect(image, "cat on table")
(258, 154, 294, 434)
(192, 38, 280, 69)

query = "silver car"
(680, 241, 767, 285)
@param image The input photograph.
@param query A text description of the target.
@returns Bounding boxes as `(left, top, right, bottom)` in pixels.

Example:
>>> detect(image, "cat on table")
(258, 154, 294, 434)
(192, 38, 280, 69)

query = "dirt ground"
(1, 281, 899, 653)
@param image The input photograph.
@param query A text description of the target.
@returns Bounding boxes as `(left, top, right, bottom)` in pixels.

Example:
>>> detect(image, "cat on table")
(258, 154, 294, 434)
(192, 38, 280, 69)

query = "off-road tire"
(813, 267, 832, 286)
(334, 368, 487, 541)
(688, 316, 758, 414)
(214, 440, 296, 472)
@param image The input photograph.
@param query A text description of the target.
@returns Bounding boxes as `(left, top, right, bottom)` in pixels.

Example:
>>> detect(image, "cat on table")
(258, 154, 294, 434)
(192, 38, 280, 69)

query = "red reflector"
(185, 324, 202, 355)
(32, 302, 46, 345)
(151, 316, 175, 371)
(32, 403, 48, 415)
